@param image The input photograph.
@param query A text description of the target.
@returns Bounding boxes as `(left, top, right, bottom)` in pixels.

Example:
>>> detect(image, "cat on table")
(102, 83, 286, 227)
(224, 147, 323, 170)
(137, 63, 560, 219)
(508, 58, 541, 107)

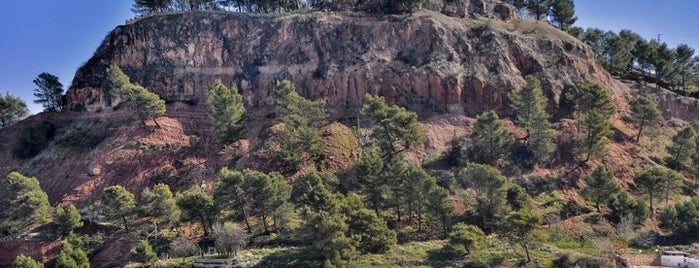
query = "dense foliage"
(0, 92, 29, 128)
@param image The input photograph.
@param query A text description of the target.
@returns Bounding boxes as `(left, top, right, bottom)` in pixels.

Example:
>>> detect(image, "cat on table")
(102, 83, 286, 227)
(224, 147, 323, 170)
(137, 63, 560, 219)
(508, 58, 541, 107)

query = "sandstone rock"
(67, 10, 610, 121)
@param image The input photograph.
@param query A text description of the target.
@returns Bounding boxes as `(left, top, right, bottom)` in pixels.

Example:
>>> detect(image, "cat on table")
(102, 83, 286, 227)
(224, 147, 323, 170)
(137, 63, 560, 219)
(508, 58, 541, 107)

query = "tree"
(509, 75, 555, 164)
(207, 80, 246, 143)
(582, 165, 620, 212)
(107, 65, 166, 127)
(302, 210, 357, 266)
(341, 196, 396, 254)
(11, 254, 43, 268)
(0, 172, 51, 234)
(673, 44, 695, 90)
(448, 223, 484, 255)
(607, 191, 649, 225)
(426, 186, 455, 239)
(633, 39, 655, 85)
(651, 41, 676, 89)
(132, 0, 173, 14)
(140, 183, 181, 227)
(470, 111, 515, 164)
(54, 242, 89, 268)
(666, 126, 697, 169)
(628, 96, 662, 142)
(55, 204, 83, 235)
(361, 94, 425, 159)
(506, 184, 530, 211)
(212, 223, 249, 258)
(548, 0, 577, 30)
(526, 0, 550, 20)
(458, 163, 509, 231)
(271, 81, 326, 170)
(101, 185, 137, 232)
(0, 92, 29, 128)
(130, 240, 158, 264)
(603, 33, 634, 75)
(635, 167, 669, 217)
(659, 197, 699, 238)
(176, 186, 217, 236)
(574, 109, 613, 163)
(213, 168, 290, 234)
(32, 72, 64, 112)
(356, 147, 387, 215)
(502, 210, 541, 263)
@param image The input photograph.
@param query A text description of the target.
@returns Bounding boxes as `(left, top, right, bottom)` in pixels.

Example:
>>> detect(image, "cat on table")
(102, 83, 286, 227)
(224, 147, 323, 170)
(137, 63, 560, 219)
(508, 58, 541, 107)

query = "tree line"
(132, 0, 425, 15)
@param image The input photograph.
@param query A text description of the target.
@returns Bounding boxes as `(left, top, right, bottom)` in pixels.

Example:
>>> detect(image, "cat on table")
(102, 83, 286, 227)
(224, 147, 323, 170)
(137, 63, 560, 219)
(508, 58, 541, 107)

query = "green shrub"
(12, 121, 56, 158)
(55, 126, 102, 149)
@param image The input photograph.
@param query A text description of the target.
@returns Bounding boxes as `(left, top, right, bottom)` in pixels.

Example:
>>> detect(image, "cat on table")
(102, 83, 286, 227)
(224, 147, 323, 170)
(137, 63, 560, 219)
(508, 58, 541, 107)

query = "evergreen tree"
(55, 242, 89, 268)
(0, 92, 29, 128)
(458, 163, 509, 231)
(107, 65, 166, 127)
(651, 41, 676, 89)
(361, 94, 425, 159)
(628, 96, 662, 142)
(356, 147, 387, 215)
(132, 0, 173, 14)
(341, 196, 396, 254)
(448, 223, 484, 255)
(101, 185, 137, 232)
(426, 185, 454, 239)
(130, 240, 158, 264)
(526, 0, 550, 20)
(509, 75, 555, 164)
(574, 108, 613, 163)
(32, 73, 64, 112)
(54, 204, 83, 235)
(470, 111, 515, 164)
(140, 183, 181, 227)
(604, 33, 634, 75)
(302, 210, 357, 266)
(659, 197, 699, 237)
(666, 126, 697, 168)
(635, 167, 669, 217)
(502, 210, 541, 263)
(673, 44, 695, 90)
(582, 165, 620, 212)
(207, 80, 246, 143)
(11, 254, 43, 268)
(633, 39, 655, 85)
(176, 186, 217, 235)
(607, 191, 649, 224)
(0, 172, 51, 234)
(548, 0, 577, 30)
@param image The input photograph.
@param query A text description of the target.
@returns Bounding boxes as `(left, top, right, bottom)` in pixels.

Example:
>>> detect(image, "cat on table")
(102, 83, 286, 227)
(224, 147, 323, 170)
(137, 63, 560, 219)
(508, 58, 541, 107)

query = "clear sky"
(1, 1, 699, 114)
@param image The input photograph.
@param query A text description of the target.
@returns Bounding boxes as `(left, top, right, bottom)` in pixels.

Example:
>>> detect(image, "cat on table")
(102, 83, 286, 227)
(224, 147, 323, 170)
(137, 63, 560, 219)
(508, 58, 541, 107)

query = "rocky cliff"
(66, 2, 613, 119)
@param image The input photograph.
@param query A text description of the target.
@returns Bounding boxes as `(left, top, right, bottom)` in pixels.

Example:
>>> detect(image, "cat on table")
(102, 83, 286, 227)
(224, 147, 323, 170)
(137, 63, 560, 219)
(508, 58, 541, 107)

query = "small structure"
(659, 250, 699, 268)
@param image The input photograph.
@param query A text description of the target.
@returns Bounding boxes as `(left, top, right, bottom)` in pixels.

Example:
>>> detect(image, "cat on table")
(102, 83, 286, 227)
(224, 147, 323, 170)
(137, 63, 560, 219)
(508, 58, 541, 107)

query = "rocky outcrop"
(67, 5, 611, 120)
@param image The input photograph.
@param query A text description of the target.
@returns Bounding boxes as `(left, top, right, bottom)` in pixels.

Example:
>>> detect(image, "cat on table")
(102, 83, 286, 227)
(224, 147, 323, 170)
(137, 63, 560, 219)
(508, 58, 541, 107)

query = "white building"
(660, 251, 699, 268)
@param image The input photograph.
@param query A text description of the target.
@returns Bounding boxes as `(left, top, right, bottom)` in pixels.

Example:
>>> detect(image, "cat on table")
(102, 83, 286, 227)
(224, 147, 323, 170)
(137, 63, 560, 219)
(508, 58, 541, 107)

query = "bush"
(55, 126, 102, 149)
(131, 240, 158, 264)
(12, 121, 56, 158)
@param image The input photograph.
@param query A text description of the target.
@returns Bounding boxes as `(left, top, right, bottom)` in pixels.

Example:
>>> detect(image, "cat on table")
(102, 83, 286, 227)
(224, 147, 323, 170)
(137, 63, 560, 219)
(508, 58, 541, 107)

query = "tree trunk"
(524, 242, 531, 263)
(122, 216, 129, 232)
(635, 117, 645, 143)
(649, 191, 654, 217)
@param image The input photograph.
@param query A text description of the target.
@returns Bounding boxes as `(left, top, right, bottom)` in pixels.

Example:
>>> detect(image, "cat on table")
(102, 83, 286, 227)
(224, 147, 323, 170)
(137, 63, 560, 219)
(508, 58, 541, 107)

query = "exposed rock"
(66, 8, 612, 121)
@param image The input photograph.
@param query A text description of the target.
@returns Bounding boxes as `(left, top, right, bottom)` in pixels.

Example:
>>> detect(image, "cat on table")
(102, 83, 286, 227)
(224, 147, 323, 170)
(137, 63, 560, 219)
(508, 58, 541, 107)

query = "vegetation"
(140, 183, 181, 227)
(628, 96, 662, 142)
(130, 240, 158, 264)
(32, 72, 64, 112)
(55, 204, 83, 235)
(469, 111, 514, 165)
(55, 241, 89, 268)
(12, 121, 56, 159)
(581, 165, 619, 212)
(108, 65, 166, 127)
(101, 185, 137, 232)
(508, 75, 555, 165)
(11, 254, 43, 268)
(207, 80, 245, 143)
(131, 0, 427, 15)
(0, 92, 29, 128)
(0, 172, 51, 235)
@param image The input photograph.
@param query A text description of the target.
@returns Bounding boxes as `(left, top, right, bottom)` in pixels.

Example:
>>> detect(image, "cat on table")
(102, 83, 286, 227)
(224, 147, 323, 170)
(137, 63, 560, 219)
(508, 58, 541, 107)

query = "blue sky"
(1, 1, 698, 114)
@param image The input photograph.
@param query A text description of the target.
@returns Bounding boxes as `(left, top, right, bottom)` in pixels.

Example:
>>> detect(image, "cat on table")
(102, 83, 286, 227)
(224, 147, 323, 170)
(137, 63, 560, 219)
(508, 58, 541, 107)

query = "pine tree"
(140, 183, 181, 227)
(207, 80, 246, 143)
(130, 240, 158, 264)
(628, 96, 662, 142)
(509, 75, 555, 164)
(470, 111, 515, 164)
(526, 0, 550, 20)
(582, 165, 620, 212)
(501, 210, 541, 263)
(635, 167, 669, 217)
(448, 223, 484, 255)
(0, 92, 29, 128)
(101, 185, 137, 232)
(666, 126, 696, 168)
(32, 72, 64, 112)
(458, 163, 509, 231)
(132, 0, 173, 15)
(574, 108, 613, 163)
(361, 94, 425, 159)
(0, 172, 51, 234)
(107, 65, 166, 127)
(11, 254, 43, 268)
(548, 0, 577, 30)
(55, 204, 83, 235)
(176, 186, 217, 235)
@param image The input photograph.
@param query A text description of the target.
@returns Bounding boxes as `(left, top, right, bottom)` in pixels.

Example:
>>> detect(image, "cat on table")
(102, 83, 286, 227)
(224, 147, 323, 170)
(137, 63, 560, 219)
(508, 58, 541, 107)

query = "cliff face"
(66, 4, 612, 119)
